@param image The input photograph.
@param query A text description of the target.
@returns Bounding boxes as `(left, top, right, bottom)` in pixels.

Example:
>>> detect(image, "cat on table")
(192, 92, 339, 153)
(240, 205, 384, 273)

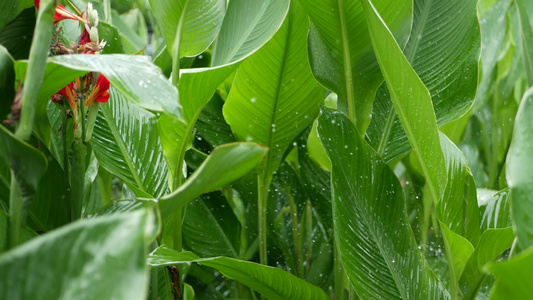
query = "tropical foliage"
(0, 0, 532, 299)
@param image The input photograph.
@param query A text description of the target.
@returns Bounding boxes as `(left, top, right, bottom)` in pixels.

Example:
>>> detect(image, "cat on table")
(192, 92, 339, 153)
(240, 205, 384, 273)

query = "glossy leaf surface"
(149, 246, 329, 300)
(317, 107, 449, 299)
(91, 87, 169, 198)
(0, 209, 157, 300)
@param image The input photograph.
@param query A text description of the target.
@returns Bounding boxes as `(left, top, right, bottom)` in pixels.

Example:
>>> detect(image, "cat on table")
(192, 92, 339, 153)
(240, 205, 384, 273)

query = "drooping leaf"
(149, 0, 225, 58)
(211, 0, 290, 66)
(317, 107, 449, 299)
(183, 192, 240, 258)
(459, 227, 515, 299)
(298, 0, 411, 132)
(360, 0, 447, 203)
(0, 209, 158, 299)
(485, 242, 533, 300)
(506, 87, 533, 249)
(149, 246, 329, 300)
(91, 87, 169, 198)
(159, 142, 267, 216)
(477, 188, 512, 231)
(48, 54, 182, 119)
(366, 0, 481, 162)
(223, 1, 323, 185)
(439, 222, 474, 289)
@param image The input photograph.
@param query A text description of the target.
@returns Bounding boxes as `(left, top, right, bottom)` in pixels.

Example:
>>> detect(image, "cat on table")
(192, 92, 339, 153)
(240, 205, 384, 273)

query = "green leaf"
(149, 0, 225, 58)
(516, 0, 533, 86)
(506, 87, 533, 249)
(0, 7, 35, 60)
(360, 0, 447, 203)
(211, 0, 290, 66)
(183, 193, 240, 258)
(0, 209, 158, 299)
(436, 133, 481, 244)
(149, 246, 329, 300)
(48, 54, 182, 119)
(298, 0, 411, 132)
(485, 242, 533, 299)
(0, 209, 36, 253)
(0, 46, 15, 120)
(439, 222, 474, 288)
(91, 87, 169, 198)
(478, 188, 512, 231)
(159, 142, 267, 216)
(98, 21, 127, 54)
(317, 107, 449, 299)
(366, 0, 481, 162)
(459, 227, 515, 299)
(0, 0, 33, 32)
(223, 1, 323, 185)
(0, 125, 47, 239)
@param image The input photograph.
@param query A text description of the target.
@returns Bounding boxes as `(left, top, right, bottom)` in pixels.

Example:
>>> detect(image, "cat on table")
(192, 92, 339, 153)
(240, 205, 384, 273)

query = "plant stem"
(305, 201, 313, 276)
(61, 103, 71, 218)
(69, 139, 86, 220)
(334, 244, 345, 300)
(8, 172, 22, 248)
(287, 187, 303, 277)
(258, 174, 269, 265)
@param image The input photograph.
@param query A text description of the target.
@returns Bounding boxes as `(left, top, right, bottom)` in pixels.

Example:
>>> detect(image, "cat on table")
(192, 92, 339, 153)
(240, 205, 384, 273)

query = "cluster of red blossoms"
(36, 0, 110, 132)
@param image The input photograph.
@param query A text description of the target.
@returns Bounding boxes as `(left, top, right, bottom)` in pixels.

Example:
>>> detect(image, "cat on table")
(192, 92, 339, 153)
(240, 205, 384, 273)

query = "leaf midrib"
(100, 105, 147, 194)
(337, 0, 356, 122)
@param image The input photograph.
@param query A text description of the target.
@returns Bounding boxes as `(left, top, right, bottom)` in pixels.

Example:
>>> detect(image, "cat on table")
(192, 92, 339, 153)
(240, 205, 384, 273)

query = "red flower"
(34, 0, 85, 24)
(79, 28, 91, 45)
(85, 74, 110, 107)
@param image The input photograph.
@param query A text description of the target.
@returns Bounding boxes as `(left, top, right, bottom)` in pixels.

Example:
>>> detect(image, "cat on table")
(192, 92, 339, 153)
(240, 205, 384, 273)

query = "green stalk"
(69, 139, 86, 220)
(103, 0, 112, 23)
(334, 245, 345, 300)
(15, 0, 54, 141)
(8, 0, 54, 248)
(61, 103, 71, 218)
(8, 172, 23, 248)
(84, 102, 100, 142)
(257, 174, 269, 265)
(287, 187, 303, 277)
(305, 201, 313, 276)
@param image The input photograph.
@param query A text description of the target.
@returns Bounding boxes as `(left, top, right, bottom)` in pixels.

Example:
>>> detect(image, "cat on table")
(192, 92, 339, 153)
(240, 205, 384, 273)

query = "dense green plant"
(0, 0, 532, 299)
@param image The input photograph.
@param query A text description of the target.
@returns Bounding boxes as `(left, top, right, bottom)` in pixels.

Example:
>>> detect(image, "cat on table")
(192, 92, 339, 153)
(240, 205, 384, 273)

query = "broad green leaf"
(223, 1, 323, 185)
(486, 243, 533, 299)
(0, 0, 33, 32)
(0, 209, 158, 300)
(183, 193, 240, 258)
(516, 0, 533, 86)
(0, 209, 36, 253)
(149, 0, 225, 58)
(158, 64, 237, 185)
(98, 21, 127, 54)
(0, 46, 15, 120)
(366, 0, 481, 162)
(211, 0, 290, 66)
(91, 87, 169, 198)
(439, 222, 474, 289)
(0, 125, 47, 242)
(360, 0, 447, 203)
(48, 54, 182, 119)
(0, 7, 35, 60)
(473, 0, 511, 112)
(149, 246, 329, 300)
(436, 133, 480, 244)
(478, 188, 512, 231)
(110, 9, 148, 54)
(195, 94, 236, 147)
(460, 227, 515, 299)
(159, 142, 267, 216)
(506, 88, 533, 249)
(317, 107, 449, 299)
(298, 0, 411, 132)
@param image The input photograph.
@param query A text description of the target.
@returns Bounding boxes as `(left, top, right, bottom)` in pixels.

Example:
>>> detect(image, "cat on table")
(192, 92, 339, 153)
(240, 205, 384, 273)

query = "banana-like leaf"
(159, 142, 267, 216)
(48, 54, 182, 119)
(506, 87, 533, 249)
(183, 193, 240, 258)
(317, 107, 449, 299)
(0, 7, 35, 60)
(485, 242, 533, 300)
(0, 209, 158, 300)
(149, 0, 225, 58)
(298, 0, 411, 132)
(223, 1, 323, 185)
(91, 87, 169, 198)
(0, 125, 47, 242)
(0, 46, 15, 120)
(0, 0, 33, 32)
(211, 0, 290, 66)
(148, 246, 329, 300)
(478, 188, 512, 231)
(366, 0, 481, 162)
(516, 0, 533, 86)
(360, 0, 447, 203)
(439, 222, 474, 289)
(0, 209, 36, 253)
(473, 0, 511, 112)
(436, 133, 480, 244)
(460, 227, 515, 299)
